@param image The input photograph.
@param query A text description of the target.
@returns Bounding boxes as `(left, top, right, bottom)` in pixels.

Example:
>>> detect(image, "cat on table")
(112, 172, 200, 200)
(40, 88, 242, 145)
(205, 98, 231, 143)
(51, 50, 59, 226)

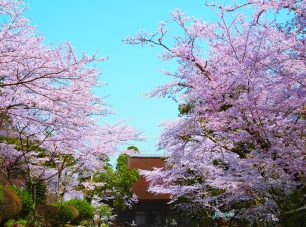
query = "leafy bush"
(67, 205, 79, 221)
(64, 199, 93, 224)
(56, 203, 74, 224)
(11, 187, 33, 218)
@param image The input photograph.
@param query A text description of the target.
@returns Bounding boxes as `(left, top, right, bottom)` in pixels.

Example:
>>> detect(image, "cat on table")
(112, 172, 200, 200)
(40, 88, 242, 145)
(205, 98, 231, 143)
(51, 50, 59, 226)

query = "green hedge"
(64, 199, 93, 224)
(56, 203, 74, 223)
(11, 187, 33, 218)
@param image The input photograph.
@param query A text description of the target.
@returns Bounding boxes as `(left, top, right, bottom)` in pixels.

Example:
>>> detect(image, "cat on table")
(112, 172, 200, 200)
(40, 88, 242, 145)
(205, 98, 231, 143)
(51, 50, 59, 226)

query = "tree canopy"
(127, 0, 305, 224)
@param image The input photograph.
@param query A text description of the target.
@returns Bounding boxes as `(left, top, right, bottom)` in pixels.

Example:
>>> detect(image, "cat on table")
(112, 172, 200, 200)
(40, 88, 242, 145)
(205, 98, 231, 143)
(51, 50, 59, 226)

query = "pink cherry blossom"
(127, 0, 305, 222)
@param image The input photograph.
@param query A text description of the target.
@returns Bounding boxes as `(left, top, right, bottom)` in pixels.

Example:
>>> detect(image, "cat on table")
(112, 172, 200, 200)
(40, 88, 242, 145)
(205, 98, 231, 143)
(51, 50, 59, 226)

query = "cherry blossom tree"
(127, 0, 305, 223)
(0, 0, 139, 201)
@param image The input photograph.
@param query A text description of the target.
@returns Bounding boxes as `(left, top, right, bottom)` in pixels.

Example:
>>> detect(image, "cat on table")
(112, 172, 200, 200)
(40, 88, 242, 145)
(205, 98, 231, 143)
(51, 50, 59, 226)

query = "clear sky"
(24, 0, 218, 154)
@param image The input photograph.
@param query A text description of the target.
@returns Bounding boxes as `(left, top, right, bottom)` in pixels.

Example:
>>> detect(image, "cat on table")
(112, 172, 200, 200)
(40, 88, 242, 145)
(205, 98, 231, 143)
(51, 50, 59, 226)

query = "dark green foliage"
(127, 146, 139, 152)
(278, 188, 306, 227)
(0, 136, 23, 151)
(179, 135, 192, 141)
(64, 199, 93, 224)
(93, 154, 139, 212)
(175, 169, 204, 186)
(212, 159, 229, 170)
(212, 159, 219, 166)
(172, 198, 214, 227)
(189, 211, 214, 227)
(0, 135, 48, 155)
(116, 154, 129, 171)
(26, 179, 47, 205)
(33, 181, 47, 205)
(218, 103, 233, 112)
(56, 203, 74, 224)
(11, 187, 33, 218)
(178, 103, 193, 116)
(231, 199, 255, 210)
(231, 141, 255, 158)
(210, 188, 226, 196)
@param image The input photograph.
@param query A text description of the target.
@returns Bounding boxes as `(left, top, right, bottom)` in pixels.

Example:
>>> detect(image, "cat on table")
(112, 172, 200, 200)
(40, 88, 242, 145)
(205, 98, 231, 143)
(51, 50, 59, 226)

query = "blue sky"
(24, 0, 218, 154)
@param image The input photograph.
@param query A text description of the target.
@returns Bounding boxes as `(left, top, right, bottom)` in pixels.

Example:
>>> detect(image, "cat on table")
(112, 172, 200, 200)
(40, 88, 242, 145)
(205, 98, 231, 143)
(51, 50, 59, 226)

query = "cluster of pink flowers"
(127, 0, 305, 222)
(0, 0, 139, 200)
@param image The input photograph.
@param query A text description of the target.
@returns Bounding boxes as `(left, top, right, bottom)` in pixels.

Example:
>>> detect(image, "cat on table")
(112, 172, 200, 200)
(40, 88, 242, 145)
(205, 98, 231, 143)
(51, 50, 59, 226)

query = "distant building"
(115, 154, 191, 227)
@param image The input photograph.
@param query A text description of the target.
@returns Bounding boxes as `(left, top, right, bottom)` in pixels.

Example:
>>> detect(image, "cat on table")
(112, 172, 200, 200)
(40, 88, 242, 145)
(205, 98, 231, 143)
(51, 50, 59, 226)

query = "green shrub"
(56, 203, 74, 224)
(11, 187, 33, 218)
(67, 205, 79, 221)
(64, 199, 93, 224)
